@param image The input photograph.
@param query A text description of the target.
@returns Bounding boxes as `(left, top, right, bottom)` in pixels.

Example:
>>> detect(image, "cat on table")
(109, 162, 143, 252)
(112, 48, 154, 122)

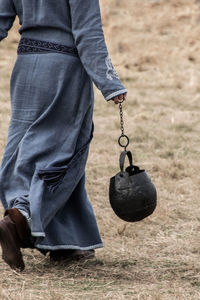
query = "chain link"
(119, 102, 124, 136)
(118, 100, 130, 150)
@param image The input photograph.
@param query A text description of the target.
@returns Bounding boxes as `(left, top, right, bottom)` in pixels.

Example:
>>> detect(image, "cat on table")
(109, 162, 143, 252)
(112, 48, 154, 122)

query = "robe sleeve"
(0, 0, 16, 42)
(68, 0, 128, 101)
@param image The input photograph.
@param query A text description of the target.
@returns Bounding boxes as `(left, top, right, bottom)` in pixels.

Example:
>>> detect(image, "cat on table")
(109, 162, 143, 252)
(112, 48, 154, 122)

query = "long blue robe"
(0, 0, 127, 251)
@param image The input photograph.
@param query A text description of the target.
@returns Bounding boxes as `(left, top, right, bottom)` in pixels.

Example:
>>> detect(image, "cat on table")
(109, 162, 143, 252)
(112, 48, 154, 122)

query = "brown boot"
(5, 208, 28, 241)
(0, 208, 27, 271)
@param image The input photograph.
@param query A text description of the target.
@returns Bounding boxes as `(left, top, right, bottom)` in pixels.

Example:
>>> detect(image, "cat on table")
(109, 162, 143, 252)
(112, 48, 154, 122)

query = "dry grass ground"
(0, 0, 200, 299)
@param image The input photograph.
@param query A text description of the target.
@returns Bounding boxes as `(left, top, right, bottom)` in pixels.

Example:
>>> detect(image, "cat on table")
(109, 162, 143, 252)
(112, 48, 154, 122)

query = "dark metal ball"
(109, 168, 157, 222)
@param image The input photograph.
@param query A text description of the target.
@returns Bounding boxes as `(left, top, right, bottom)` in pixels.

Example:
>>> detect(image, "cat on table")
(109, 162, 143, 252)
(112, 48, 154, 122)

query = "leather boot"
(49, 249, 75, 262)
(0, 215, 25, 271)
(5, 208, 28, 241)
(0, 208, 27, 271)
(49, 249, 95, 262)
(71, 249, 95, 261)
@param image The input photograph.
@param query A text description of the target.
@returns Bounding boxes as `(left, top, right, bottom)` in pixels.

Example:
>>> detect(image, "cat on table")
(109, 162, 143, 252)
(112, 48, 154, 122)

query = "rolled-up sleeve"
(68, 0, 127, 101)
(0, 0, 16, 42)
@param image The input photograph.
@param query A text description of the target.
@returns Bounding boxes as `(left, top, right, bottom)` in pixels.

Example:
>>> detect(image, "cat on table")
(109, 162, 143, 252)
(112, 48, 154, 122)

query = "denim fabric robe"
(0, 0, 127, 251)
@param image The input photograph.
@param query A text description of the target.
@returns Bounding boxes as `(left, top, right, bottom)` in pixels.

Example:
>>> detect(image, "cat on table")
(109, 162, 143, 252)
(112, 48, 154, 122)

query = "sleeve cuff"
(105, 89, 128, 101)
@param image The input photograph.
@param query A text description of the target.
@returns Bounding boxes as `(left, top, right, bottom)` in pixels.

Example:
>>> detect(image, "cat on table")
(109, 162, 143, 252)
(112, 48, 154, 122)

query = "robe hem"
(35, 243, 104, 251)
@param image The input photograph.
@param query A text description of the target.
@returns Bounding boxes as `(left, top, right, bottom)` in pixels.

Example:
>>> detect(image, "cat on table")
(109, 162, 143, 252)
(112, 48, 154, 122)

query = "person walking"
(0, 0, 127, 271)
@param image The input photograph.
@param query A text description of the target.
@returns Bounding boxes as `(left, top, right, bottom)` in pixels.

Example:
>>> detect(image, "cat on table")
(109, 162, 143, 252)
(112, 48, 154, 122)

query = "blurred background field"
(0, 0, 200, 299)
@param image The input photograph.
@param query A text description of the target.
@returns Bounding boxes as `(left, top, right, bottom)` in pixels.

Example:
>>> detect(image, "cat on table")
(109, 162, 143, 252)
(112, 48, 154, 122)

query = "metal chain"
(118, 100, 130, 150)
(119, 102, 124, 136)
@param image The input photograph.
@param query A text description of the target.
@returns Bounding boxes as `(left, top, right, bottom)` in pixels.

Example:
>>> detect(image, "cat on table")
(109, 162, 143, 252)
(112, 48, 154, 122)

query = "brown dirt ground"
(0, 0, 200, 299)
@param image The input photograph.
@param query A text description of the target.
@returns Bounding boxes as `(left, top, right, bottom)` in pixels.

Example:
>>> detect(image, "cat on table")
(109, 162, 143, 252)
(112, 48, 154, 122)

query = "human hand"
(111, 92, 127, 104)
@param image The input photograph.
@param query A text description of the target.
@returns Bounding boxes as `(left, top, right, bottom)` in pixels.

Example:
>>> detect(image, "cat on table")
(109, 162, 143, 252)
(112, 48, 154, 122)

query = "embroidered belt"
(17, 37, 79, 57)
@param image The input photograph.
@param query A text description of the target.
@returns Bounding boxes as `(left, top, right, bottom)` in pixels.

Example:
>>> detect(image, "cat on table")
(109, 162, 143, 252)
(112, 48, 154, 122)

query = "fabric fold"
(38, 122, 94, 193)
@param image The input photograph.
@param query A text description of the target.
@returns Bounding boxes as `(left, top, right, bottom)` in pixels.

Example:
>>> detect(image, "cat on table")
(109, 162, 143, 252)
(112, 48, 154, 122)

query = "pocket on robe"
(37, 122, 94, 193)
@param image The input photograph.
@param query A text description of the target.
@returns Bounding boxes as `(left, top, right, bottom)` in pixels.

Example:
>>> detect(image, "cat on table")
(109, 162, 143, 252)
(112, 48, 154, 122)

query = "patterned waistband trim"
(17, 37, 79, 57)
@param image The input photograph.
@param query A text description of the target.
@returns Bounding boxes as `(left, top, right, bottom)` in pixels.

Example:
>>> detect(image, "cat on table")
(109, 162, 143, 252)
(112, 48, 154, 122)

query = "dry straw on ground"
(0, 0, 200, 299)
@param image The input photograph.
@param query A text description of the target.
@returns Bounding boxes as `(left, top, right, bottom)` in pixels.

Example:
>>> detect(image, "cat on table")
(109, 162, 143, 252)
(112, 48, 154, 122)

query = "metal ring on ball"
(118, 134, 130, 148)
